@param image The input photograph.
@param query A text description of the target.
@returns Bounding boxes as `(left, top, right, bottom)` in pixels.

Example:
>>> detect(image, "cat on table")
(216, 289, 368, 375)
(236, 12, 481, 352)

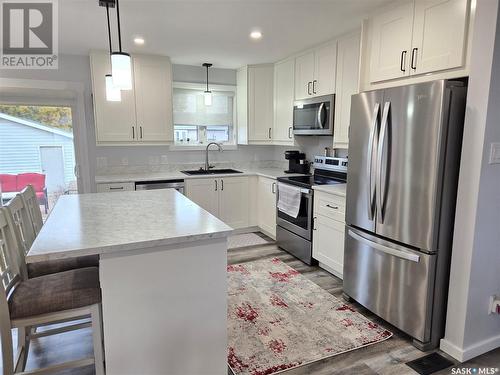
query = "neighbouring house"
(0, 112, 76, 194)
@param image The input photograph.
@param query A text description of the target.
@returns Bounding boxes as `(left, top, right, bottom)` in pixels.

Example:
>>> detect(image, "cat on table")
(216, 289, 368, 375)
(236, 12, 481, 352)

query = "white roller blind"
(173, 88, 234, 126)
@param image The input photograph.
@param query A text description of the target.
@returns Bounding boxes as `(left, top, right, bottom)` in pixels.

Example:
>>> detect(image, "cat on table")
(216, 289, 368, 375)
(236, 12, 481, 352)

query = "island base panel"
(99, 238, 228, 375)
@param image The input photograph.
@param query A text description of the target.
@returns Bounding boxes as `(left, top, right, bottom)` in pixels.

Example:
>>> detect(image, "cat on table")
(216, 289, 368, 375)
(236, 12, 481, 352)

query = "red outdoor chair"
(0, 173, 48, 213)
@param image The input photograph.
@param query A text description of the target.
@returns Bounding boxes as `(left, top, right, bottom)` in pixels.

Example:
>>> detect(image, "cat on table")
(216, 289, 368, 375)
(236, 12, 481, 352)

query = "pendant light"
(203, 63, 213, 106)
(104, 2, 121, 101)
(111, 0, 133, 90)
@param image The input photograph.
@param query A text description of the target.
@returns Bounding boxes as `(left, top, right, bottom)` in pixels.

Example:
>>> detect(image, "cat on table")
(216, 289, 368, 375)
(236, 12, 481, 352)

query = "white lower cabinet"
(312, 191, 346, 279)
(218, 177, 250, 229)
(257, 176, 277, 238)
(96, 182, 135, 193)
(186, 176, 249, 229)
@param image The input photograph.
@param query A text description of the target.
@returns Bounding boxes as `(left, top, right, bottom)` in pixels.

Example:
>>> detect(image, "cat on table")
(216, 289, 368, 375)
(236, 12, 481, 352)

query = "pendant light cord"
(106, 3, 112, 54)
(206, 65, 209, 92)
(116, 0, 122, 52)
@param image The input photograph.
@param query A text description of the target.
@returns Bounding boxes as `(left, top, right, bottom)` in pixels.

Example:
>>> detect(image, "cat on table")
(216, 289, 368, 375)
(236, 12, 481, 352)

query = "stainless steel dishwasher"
(135, 180, 185, 194)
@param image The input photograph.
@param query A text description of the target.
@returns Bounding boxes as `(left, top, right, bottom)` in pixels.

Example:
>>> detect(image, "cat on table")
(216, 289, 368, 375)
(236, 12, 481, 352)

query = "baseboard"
(230, 226, 260, 235)
(441, 333, 500, 362)
(318, 262, 343, 280)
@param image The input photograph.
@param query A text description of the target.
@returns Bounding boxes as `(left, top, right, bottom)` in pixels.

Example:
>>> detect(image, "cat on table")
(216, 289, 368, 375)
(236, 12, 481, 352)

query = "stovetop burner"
(277, 155, 348, 189)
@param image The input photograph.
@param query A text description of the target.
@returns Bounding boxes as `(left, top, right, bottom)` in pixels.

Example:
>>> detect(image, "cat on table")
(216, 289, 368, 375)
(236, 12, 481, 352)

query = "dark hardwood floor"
(227, 241, 500, 375)
(2, 237, 499, 374)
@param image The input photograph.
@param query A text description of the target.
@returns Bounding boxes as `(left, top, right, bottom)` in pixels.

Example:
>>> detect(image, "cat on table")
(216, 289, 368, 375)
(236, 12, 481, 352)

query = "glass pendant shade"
(111, 52, 133, 90)
(204, 91, 213, 106)
(105, 74, 121, 102)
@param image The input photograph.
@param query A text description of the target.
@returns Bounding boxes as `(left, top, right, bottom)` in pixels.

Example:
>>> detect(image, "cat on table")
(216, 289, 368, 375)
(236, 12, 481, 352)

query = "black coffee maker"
(284, 151, 310, 174)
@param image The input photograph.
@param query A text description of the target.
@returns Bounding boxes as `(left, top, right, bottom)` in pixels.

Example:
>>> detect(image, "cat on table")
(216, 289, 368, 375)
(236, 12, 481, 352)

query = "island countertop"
(27, 189, 233, 263)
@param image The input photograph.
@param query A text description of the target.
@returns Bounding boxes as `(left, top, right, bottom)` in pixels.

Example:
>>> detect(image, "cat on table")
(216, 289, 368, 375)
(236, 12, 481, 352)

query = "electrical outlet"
(160, 155, 169, 165)
(149, 156, 160, 165)
(121, 157, 129, 166)
(489, 295, 500, 314)
(489, 143, 500, 164)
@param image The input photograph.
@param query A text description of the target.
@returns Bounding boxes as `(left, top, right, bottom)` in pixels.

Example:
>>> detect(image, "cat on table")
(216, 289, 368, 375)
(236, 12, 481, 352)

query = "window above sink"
(172, 82, 237, 148)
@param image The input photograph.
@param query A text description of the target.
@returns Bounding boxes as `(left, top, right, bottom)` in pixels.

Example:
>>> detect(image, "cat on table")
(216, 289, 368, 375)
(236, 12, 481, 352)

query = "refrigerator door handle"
(377, 101, 391, 224)
(367, 103, 380, 221)
(348, 229, 420, 263)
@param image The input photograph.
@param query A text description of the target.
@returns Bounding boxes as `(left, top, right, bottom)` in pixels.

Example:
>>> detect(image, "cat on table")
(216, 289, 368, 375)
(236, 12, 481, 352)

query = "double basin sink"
(181, 168, 243, 176)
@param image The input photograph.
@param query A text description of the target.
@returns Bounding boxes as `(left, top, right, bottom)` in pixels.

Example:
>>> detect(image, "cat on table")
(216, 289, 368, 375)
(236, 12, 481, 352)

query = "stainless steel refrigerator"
(344, 79, 467, 350)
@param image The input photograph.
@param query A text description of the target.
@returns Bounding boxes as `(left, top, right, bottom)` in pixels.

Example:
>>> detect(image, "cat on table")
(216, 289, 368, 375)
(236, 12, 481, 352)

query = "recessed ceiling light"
(134, 37, 145, 45)
(250, 30, 262, 40)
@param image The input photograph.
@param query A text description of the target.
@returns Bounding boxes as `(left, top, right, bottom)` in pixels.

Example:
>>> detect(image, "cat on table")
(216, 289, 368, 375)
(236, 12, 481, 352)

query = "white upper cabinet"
(90, 51, 137, 142)
(90, 51, 173, 145)
(133, 55, 173, 142)
(314, 43, 337, 97)
(369, 0, 414, 82)
(237, 64, 274, 144)
(273, 59, 295, 145)
(294, 52, 315, 100)
(367, 0, 471, 84)
(334, 32, 361, 148)
(411, 0, 469, 75)
(294, 42, 337, 100)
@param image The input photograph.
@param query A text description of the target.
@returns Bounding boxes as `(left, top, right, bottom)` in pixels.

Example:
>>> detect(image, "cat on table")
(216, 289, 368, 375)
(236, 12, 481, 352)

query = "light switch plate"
(489, 143, 500, 164)
(121, 157, 129, 166)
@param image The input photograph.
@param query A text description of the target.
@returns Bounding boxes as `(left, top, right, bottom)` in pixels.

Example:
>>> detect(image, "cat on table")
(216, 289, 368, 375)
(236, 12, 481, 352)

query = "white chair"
(4, 195, 36, 257)
(19, 186, 43, 236)
(0, 208, 105, 375)
(9, 191, 99, 279)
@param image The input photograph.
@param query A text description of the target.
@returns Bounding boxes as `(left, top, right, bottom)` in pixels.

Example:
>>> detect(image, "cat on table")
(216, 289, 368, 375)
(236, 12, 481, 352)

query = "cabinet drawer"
(96, 182, 135, 193)
(314, 191, 345, 222)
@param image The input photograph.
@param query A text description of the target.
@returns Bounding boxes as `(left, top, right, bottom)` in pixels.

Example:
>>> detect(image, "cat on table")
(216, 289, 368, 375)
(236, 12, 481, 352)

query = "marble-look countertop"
(312, 183, 347, 197)
(95, 167, 305, 184)
(27, 189, 233, 263)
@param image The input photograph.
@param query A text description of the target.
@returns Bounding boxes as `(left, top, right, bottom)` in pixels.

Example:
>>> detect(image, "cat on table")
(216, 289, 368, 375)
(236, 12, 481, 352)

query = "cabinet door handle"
(132, 126, 135, 139)
(268, 128, 272, 139)
(140, 126, 143, 139)
(313, 217, 317, 230)
(411, 48, 418, 70)
(109, 186, 124, 190)
(312, 80, 317, 94)
(221, 179, 224, 191)
(215, 180, 218, 191)
(307, 81, 312, 95)
(400, 50, 407, 72)
(288, 127, 292, 139)
(326, 204, 339, 210)
(272, 182, 276, 194)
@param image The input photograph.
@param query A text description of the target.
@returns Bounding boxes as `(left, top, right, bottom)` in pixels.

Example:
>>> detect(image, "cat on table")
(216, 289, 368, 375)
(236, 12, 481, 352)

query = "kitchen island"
(27, 189, 232, 375)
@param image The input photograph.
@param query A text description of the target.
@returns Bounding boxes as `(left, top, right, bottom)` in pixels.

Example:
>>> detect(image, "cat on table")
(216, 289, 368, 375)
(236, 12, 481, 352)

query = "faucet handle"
(208, 165, 215, 169)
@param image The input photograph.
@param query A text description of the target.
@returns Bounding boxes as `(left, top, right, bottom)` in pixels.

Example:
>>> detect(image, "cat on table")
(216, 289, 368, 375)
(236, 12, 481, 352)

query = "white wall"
(441, 0, 500, 362)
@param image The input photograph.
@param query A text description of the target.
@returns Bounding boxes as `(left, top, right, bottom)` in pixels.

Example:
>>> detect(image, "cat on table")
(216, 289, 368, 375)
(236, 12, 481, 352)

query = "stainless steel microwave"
(293, 94, 334, 135)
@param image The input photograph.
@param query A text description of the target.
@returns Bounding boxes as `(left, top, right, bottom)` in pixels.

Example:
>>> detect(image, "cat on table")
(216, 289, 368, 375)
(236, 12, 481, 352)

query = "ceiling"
(60, 0, 392, 69)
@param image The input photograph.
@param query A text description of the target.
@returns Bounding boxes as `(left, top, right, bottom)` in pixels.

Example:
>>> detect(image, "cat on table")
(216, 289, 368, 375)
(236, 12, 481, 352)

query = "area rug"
(228, 233, 272, 250)
(227, 258, 392, 375)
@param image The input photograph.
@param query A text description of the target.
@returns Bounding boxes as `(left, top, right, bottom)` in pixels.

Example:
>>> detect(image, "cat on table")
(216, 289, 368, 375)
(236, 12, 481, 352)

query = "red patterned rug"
(227, 258, 392, 375)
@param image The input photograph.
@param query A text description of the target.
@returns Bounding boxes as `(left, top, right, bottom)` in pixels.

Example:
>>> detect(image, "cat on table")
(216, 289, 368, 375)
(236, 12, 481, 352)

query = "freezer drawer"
(343, 227, 436, 342)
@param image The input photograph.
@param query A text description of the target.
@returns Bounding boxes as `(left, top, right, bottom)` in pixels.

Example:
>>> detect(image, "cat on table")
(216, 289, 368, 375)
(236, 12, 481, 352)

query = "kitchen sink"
(181, 168, 243, 176)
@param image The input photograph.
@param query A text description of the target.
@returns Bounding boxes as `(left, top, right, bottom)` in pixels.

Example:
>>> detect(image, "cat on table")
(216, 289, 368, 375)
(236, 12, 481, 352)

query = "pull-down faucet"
(205, 142, 223, 171)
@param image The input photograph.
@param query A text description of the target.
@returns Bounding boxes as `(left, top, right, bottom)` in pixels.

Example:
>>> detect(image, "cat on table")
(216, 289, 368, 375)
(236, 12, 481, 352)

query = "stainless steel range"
(276, 156, 347, 265)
